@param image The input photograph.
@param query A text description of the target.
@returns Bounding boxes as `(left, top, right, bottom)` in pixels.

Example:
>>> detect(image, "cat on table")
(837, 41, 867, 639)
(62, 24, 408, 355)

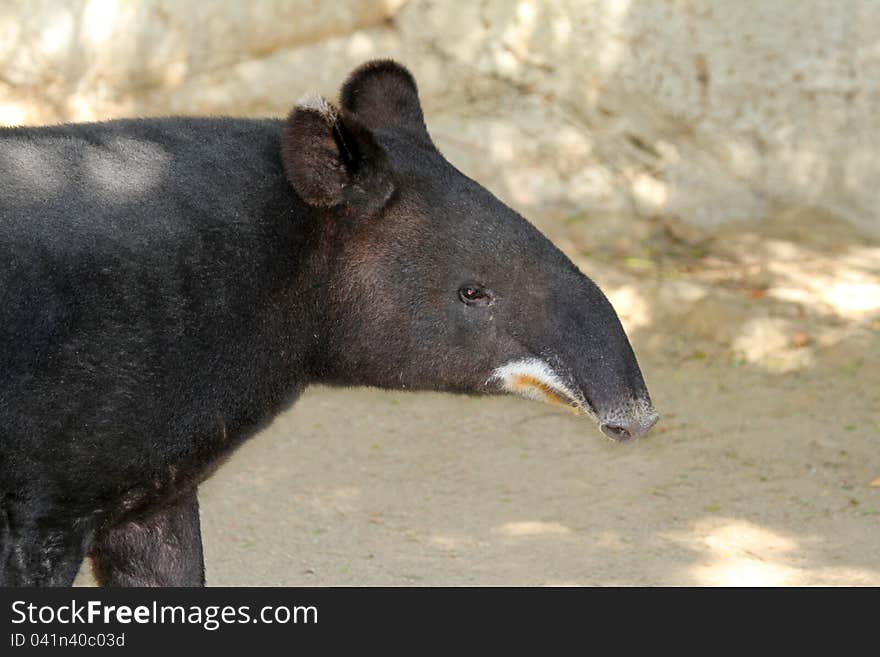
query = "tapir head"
(283, 60, 658, 441)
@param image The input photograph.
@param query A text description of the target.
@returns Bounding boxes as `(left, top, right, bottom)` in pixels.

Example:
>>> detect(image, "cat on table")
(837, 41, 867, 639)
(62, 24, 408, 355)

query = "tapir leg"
(90, 490, 205, 587)
(0, 499, 88, 586)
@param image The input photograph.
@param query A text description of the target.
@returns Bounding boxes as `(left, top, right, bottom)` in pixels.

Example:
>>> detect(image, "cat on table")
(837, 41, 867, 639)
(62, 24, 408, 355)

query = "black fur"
(0, 61, 656, 586)
(91, 491, 204, 587)
(340, 59, 430, 142)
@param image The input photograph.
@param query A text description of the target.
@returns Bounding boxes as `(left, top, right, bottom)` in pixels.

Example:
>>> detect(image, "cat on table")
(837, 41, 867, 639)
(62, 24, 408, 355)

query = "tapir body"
(0, 61, 657, 586)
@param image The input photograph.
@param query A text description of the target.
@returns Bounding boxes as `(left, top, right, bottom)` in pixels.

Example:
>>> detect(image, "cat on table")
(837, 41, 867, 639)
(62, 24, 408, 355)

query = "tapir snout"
(481, 228, 659, 441)
(599, 400, 660, 442)
(565, 275, 660, 441)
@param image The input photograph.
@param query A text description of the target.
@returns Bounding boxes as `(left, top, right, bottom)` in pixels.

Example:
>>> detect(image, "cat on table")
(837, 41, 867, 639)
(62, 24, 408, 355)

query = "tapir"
(0, 60, 658, 586)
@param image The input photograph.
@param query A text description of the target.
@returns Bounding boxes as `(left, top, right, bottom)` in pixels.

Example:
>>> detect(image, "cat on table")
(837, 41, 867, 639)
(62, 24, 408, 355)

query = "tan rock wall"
(2, 0, 878, 236)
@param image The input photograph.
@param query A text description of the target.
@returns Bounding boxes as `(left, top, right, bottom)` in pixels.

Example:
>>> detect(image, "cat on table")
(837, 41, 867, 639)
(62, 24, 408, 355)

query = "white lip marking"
(488, 358, 597, 421)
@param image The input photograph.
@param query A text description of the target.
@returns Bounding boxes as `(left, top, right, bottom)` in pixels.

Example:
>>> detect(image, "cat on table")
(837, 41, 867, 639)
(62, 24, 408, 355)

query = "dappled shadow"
(0, 127, 173, 216)
(664, 517, 877, 586)
(563, 205, 880, 375)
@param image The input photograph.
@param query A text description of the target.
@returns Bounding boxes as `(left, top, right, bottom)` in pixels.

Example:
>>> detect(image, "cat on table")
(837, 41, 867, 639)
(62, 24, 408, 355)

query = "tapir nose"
(600, 408, 659, 442)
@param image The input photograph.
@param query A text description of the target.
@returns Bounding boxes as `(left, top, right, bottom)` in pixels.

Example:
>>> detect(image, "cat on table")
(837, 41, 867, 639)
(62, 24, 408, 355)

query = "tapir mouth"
(488, 357, 657, 442)
(488, 358, 599, 421)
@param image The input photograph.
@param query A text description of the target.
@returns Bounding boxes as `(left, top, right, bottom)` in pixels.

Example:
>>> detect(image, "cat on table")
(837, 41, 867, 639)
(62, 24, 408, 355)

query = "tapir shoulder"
(0, 117, 314, 283)
(0, 117, 294, 247)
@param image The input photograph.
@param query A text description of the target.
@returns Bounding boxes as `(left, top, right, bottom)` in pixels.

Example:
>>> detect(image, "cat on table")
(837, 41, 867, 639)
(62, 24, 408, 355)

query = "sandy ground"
(76, 208, 880, 586)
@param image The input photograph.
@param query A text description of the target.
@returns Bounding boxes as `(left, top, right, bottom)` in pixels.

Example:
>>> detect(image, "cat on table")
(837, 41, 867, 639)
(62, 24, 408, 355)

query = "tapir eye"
(458, 283, 494, 307)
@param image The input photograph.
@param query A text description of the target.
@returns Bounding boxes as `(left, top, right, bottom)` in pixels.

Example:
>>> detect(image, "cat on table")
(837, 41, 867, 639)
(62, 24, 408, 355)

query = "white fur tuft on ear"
(282, 93, 395, 210)
(295, 93, 338, 123)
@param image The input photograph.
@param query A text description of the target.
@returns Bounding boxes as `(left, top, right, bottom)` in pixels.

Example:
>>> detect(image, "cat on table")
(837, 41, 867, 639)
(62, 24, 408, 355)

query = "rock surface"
(2, 0, 878, 236)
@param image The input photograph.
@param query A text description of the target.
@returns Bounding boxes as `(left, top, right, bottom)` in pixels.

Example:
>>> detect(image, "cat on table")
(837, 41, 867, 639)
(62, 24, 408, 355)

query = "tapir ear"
(340, 59, 430, 142)
(282, 94, 395, 210)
